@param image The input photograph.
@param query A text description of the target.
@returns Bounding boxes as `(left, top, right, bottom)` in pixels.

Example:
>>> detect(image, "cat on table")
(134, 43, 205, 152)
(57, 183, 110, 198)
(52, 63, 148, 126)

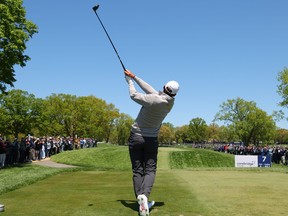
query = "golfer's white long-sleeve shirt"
(126, 76, 175, 137)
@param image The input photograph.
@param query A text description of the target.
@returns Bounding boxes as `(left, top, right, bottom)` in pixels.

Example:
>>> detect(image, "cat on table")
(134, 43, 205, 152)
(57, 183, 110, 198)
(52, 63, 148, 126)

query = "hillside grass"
(169, 148, 234, 168)
(51, 144, 131, 170)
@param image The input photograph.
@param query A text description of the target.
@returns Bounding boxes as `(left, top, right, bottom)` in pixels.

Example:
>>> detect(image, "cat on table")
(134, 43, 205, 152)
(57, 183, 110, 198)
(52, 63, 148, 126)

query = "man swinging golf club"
(124, 69, 179, 216)
(92, 5, 180, 214)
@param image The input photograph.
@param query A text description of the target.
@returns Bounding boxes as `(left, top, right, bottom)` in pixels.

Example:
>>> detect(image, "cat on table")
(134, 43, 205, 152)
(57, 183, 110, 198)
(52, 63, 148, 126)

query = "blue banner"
(258, 155, 271, 167)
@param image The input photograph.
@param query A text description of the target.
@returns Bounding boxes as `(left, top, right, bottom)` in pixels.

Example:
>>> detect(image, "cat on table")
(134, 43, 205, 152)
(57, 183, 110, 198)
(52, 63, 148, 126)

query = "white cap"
(164, 81, 180, 96)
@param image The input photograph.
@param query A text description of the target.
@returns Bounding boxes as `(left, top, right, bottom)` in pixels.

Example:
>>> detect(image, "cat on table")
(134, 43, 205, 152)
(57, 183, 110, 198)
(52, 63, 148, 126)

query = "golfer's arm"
(134, 76, 158, 94)
(127, 79, 153, 106)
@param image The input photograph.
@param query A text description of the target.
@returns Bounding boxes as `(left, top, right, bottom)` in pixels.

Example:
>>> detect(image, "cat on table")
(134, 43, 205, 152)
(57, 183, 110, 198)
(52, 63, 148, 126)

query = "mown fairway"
(0, 145, 288, 216)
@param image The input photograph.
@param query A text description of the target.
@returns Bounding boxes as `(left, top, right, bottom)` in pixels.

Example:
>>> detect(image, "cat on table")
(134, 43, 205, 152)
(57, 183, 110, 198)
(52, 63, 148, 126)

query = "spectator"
(35, 139, 41, 160)
(40, 138, 45, 160)
(80, 138, 84, 149)
(93, 138, 98, 147)
(19, 138, 26, 163)
(5, 139, 12, 166)
(25, 138, 33, 162)
(11, 138, 19, 164)
(285, 148, 288, 165)
(0, 137, 7, 168)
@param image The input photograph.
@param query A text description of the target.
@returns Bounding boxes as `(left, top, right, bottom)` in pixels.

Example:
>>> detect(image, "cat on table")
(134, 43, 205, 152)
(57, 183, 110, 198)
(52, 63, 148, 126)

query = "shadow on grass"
(1, 163, 27, 169)
(117, 200, 165, 213)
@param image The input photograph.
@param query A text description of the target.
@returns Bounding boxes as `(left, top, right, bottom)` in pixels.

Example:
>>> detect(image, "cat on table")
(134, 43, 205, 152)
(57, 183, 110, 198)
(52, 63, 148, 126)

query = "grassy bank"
(169, 148, 234, 168)
(51, 144, 131, 170)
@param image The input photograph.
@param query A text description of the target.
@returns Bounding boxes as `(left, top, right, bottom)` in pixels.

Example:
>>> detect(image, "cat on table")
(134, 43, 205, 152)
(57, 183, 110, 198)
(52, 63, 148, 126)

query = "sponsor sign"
(235, 155, 258, 167)
(235, 155, 272, 167)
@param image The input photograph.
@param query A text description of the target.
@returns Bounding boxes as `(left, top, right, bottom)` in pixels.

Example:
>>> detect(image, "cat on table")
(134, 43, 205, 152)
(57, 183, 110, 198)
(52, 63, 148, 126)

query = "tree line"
(0, 90, 133, 145)
(0, 89, 288, 146)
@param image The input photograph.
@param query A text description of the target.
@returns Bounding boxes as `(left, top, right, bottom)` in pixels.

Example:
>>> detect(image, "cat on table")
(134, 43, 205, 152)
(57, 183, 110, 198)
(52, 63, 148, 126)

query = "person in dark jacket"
(0, 138, 7, 168)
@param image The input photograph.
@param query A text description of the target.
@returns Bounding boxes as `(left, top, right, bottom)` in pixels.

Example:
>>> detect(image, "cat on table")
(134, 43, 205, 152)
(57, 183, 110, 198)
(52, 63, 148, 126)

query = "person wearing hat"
(124, 69, 179, 216)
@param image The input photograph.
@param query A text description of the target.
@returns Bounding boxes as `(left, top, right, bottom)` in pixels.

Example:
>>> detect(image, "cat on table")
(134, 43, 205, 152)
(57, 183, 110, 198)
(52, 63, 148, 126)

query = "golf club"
(92, 4, 126, 71)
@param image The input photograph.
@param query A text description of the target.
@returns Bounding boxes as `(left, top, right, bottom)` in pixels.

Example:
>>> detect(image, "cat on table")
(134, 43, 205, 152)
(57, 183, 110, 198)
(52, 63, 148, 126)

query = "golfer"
(124, 69, 179, 216)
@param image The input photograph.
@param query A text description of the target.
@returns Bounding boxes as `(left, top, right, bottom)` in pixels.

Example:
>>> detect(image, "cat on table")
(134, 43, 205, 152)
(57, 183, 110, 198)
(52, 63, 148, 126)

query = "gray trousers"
(128, 132, 158, 199)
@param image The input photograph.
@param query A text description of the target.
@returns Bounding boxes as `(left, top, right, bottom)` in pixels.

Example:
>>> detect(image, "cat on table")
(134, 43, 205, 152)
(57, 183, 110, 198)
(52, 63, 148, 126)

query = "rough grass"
(51, 145, 131, 170)
(169, 148, 234, 168)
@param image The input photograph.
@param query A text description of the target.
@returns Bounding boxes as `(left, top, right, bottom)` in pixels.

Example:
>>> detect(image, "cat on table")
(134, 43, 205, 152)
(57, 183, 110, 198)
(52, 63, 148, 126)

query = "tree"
(207, 123, 220, 143)
(187, 117, 208, 143)
(159, 123, 175, 144)
(277, 67, 288, 122)
(214, 97, 276, 146)
(43, 94, 120, 141)
(0, 89, 37, 137)
(29, 97, 47, 136)
(174, 125, 189, 144)
(218, 125, 238, 143)
(206, 123, 236, 143)
(274, 129, 288, 144)
(102, 103, 120, 143)
(113, 113, 133, 145)
(0, 0, 38, 92)
(76, 95, 113, 140)
(248, 108, 276, 145)
(43, 94, 79, 137)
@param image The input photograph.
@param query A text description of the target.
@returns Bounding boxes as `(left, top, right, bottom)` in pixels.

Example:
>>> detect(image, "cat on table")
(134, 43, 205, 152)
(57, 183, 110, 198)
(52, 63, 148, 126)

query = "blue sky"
(14, 0, 288, 129)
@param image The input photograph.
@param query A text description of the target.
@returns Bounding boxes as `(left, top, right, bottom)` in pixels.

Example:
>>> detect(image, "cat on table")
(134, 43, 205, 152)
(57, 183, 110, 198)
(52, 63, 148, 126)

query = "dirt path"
(32, 158, 78, 168)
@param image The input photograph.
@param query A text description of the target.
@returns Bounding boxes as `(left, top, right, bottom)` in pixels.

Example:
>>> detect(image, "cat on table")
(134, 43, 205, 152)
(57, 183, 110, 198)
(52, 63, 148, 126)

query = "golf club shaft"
(92, 7, 126, 71)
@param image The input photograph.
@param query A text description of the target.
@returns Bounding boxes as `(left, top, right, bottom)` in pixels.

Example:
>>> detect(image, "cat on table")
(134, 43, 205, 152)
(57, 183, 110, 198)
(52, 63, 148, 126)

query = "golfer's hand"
(124, 69, 135, 78)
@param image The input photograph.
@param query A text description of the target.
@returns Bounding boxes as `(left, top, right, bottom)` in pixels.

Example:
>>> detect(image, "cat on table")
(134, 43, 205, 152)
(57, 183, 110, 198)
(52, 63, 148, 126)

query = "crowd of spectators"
(190, 142, 288, 165)
(0, 135, 98, 169)
(216, 144, 288, 165)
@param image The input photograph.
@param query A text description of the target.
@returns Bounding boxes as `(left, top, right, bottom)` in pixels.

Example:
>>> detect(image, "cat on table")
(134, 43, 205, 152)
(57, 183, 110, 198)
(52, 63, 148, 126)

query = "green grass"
(0, 145, 288, 215)
(0, 164, 78, 195)
(51, 145, 131, 170)
(172, 169, 288, 216)
(169, 148, 234, 168)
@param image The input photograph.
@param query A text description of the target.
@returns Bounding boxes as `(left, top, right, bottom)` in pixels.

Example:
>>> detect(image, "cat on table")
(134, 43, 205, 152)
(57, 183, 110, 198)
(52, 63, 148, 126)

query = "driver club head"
(92, 4, 100, 12)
